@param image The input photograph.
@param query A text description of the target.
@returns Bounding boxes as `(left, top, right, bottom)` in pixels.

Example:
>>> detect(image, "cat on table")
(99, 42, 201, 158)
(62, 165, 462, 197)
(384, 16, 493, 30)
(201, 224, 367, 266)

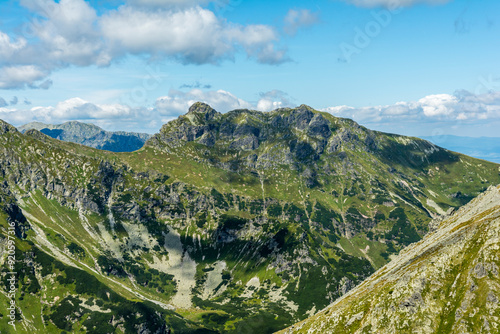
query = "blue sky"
(1, 0, 500, 137)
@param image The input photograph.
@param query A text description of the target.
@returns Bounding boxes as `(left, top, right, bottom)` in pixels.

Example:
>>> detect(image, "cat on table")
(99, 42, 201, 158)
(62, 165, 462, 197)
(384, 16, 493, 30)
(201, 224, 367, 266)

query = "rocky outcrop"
(147, 103, 378, 173)
(0, 119, 18, 134)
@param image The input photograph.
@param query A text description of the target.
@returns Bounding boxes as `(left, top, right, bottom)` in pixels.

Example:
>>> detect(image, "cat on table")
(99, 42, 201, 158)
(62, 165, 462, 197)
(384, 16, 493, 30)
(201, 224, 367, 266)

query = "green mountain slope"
(19, 121, 151, 152)
(279, 184, 500, 334)
(0, 103, 499, 333)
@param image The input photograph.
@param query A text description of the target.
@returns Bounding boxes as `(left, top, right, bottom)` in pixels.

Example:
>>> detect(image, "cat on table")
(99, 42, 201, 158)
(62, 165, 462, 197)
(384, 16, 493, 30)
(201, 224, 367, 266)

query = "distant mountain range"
(422, 135, 500, 163)
(1, 103, 499, 333)
(18, 121, 151, 152)
(17, 123, 499, 163)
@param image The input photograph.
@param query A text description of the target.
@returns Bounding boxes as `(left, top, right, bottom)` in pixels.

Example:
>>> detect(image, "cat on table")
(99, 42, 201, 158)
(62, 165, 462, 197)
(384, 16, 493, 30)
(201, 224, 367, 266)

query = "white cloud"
(101, 6, 286, 65)
(155, 88, 296, 116)
(3, 89, 500, 136)
(256, 90, 295, 111)
(342, 0, 451, 8)
(101, 6, 229, 64)
(0, 0, 289, 89)
(0, 107, 32, 125)
(156, 89, 253, 116)
(322, 105, 355, 114)
(284, 9, 320, 36)
(0, 32, 27, 59)
(0, 88, 297, 131)
(322, 90, 499, 123)
(0, 97, 150, 130)
(418, 94, 458, 117)
(20, 0, 107, 66)
(45, 97, 137, 120)
(0, 65, 48, 89)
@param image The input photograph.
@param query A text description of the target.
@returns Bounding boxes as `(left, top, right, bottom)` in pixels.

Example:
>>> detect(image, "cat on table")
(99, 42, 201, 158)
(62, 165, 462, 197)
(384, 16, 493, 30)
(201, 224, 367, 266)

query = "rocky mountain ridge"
(1, 103, 499, 333)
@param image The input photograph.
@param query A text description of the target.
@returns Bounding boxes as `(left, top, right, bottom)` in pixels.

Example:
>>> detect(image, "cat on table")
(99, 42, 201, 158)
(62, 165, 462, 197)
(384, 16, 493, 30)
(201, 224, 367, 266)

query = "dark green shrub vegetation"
(97, 255, 127, 277)
(67, 242, 85, 257)
(211, 188, 228, 209)
(311, 201, 341, 231)
(267, 203, 283, 217)
(196, 212, 208, 228)
(386, 207, 420, 245)
(219, 214, 247, 230)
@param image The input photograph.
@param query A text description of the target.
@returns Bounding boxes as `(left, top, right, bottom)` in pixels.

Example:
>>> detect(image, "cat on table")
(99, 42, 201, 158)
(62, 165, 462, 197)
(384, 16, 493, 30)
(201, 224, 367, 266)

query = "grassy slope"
(0, 110, 499, 333)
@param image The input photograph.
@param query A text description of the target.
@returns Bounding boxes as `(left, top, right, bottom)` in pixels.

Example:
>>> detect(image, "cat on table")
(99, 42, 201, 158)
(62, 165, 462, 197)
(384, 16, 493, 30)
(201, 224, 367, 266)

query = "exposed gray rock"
(0, 119, 18, 134)
(187, 101, 220, 122)
(307, 114, 331, 139)
(229, 135, 259, 151)
(198, 132, 216, 147)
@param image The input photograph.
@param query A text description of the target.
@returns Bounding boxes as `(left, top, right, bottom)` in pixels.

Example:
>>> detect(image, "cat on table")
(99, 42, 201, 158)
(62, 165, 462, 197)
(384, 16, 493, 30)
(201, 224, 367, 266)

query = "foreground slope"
(279, 185, 500, 334)
(1, 102, 499, 332)
(19, 121, 151, 152)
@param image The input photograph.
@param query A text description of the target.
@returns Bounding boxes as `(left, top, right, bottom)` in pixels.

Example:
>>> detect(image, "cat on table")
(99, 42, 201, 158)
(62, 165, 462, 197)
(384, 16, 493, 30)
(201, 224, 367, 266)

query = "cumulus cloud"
(100, 6, 285, 65)
(0, 65, 48, 89)
(342, 0, 451, 8)
(284, 9, 320, 36)
(41, 97, 134, 120)
(0, 0, 290, 89)
(0, 96, 156, 131)
(322, 90, 500, 124)
(0, 31, 27, 59)
(4, 89, 500, 136)
(20, 0, 108, 66)
(418, 94, 458, 117)
(1, 88, 299, 132)
(256, 90, 295, 111)
(156, 88, 297, 117)
(156, 89, 253, 116)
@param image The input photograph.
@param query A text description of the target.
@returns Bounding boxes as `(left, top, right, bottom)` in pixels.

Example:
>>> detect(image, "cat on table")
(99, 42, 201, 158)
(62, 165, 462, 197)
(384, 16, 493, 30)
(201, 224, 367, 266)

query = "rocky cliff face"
(0, 103, 499, 333)
(19, 121, 151, 152)
(279, 185, 500, 334)
(147, 103, 371, 170)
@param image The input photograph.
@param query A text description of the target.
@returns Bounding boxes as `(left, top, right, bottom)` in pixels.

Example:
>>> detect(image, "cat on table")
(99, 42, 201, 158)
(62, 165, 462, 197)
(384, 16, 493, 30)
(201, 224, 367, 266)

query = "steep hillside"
(19, 121, 151, 152)
(278, 185, 500, 334)
(0, 103, 499, 332)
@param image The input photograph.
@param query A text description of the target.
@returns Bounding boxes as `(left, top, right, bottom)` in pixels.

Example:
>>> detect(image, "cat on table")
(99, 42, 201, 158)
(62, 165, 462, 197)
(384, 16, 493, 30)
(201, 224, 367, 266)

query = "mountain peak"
(296, 104, 315, 111)
(24, 128, 51, 141)
(148, 103, 466, 176)
(18, 120, 151, 152)
(0, 119, 18, 134)
(186, 102, 220, 122)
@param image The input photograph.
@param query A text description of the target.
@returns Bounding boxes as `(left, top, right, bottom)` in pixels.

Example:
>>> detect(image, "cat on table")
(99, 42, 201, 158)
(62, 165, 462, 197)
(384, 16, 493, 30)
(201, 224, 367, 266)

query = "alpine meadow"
(1, 0, 500, 333)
